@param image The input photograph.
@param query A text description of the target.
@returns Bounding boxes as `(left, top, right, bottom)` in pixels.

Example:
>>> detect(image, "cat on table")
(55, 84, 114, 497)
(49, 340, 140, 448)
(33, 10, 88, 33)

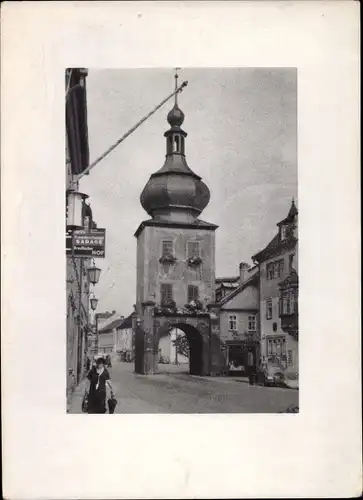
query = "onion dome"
(167, 103, 185, 127)
(140, 75, 210, 222)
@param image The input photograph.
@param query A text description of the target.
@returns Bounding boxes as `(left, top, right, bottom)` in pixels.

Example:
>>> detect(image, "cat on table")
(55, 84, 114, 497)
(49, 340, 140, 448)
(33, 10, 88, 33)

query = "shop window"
(267, 337, 286, 357)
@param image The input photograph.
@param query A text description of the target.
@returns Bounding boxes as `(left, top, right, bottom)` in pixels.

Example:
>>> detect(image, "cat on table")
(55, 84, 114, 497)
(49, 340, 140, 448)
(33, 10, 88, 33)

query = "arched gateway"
(134, 73, 227, 376)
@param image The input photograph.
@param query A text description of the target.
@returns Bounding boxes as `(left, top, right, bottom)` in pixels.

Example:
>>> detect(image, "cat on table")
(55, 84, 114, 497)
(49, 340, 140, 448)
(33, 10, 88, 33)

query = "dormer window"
(281, 225, 287, 241)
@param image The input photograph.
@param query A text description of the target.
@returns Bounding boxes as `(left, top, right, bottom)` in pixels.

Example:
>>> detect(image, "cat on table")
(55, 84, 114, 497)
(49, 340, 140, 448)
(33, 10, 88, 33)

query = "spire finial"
(174, 67, 180, 105)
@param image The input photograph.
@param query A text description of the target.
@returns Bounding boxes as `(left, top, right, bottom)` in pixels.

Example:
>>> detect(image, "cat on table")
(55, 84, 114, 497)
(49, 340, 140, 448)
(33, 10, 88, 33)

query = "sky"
(79, 68, 297, 316)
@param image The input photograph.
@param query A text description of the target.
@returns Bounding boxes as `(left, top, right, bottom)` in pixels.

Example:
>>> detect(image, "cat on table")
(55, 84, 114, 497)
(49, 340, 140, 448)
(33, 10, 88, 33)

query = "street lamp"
(87, 265, 101, 285)
(90, 296, 98, 311)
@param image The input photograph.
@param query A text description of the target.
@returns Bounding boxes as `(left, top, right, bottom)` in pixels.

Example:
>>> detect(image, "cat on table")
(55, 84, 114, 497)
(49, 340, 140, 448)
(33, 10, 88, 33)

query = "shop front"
(226, 337, 260, 375)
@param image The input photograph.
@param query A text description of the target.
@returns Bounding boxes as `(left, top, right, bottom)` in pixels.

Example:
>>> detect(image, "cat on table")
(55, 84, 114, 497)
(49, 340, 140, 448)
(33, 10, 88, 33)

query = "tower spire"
(139, 73, 211, 223)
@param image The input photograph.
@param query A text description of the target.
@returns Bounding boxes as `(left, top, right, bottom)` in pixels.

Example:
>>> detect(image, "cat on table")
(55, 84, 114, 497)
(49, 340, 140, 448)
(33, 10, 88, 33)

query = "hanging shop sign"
(66, 228, 106, 258)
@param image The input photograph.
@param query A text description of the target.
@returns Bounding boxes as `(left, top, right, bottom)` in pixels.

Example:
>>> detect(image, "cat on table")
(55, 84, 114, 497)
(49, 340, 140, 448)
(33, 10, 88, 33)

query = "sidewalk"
(67, 378, 87, 414)
(67, 369, 166, 414)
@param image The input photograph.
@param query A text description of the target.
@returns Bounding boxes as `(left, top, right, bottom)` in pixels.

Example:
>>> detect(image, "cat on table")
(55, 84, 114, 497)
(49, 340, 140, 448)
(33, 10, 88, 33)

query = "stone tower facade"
(134, 75, 225, 375)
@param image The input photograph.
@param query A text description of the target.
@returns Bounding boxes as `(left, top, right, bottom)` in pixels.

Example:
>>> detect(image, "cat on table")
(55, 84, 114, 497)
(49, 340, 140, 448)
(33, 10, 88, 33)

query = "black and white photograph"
(66, 67, 298, 414)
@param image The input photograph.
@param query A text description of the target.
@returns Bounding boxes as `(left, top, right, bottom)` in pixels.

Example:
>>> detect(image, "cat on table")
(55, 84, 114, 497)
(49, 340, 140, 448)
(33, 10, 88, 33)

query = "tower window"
(161, 283, 173, 305)
(168, 137, 173, 154)
(187, 241, 200, 258)
(188, 285, 199, 303)
(162, 240, 173, 257)
(173, 136, 180, 153)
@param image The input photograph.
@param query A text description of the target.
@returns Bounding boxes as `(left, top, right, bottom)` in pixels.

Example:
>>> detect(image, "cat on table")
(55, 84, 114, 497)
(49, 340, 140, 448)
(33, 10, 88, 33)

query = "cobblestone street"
(69, 361, 298, 414)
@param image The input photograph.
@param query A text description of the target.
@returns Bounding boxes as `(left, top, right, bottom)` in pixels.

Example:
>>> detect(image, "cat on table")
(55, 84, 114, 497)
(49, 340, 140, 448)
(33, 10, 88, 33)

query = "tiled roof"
(219, 283, 239, 289)
(253, 201, 298, 263)
(99, 317, 125, 334)
(215, 276, 240, 283)
(252, 233, 297, 263)
(117, 313, 134, 330)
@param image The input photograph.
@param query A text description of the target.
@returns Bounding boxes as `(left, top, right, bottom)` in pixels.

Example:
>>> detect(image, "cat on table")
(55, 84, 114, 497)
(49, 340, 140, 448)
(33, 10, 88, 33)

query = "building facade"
(66, 68, 92, 396)
(97, 314, 125, 359)
(252, 200, 299, 384)
(115, 314, 135, 361)
(216, 263, 260, 372)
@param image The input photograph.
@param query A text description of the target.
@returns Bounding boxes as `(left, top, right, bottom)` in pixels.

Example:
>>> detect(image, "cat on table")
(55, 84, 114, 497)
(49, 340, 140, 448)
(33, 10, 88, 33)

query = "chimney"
(239, 262, 250, 283)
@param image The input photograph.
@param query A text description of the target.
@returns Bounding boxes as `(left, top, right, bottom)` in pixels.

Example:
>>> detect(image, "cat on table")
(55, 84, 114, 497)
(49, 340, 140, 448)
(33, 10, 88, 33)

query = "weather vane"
(174, 67, 181, 103)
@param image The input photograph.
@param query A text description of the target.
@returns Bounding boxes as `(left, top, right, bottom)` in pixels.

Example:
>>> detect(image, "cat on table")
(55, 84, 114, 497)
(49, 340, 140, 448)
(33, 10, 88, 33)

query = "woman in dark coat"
(85, 357, 113, 414)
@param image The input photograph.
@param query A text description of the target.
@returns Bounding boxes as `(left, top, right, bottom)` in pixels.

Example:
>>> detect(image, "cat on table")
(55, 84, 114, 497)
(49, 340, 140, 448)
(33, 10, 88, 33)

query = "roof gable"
(217, 273, 259, 307)
(116, 313, 134, 330)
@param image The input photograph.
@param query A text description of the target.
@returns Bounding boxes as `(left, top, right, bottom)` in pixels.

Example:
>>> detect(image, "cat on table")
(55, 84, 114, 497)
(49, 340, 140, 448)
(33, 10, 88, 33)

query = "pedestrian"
(247, 350, 255, 385)
(84, 356, 113, 414)
(86, 357, 90, 372)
